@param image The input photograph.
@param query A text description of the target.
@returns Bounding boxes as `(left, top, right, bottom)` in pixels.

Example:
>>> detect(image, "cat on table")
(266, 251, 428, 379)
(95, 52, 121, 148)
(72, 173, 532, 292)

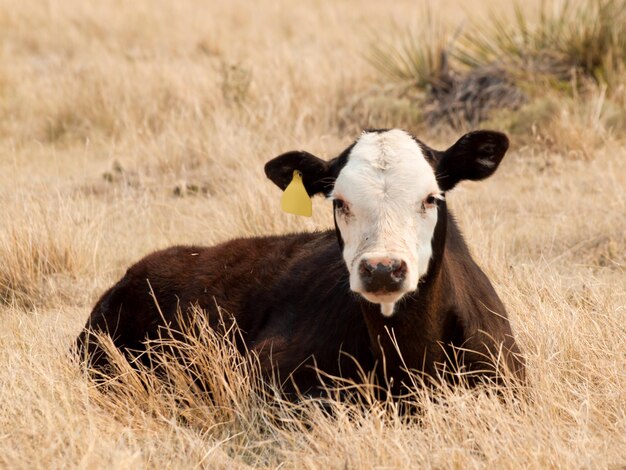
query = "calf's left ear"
(264, 150, 331, 196)
(436, 130, 509, 191)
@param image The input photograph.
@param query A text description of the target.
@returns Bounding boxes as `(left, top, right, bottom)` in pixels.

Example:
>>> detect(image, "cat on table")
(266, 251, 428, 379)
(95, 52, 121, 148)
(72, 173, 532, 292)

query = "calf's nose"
(359, 257, 407, 293)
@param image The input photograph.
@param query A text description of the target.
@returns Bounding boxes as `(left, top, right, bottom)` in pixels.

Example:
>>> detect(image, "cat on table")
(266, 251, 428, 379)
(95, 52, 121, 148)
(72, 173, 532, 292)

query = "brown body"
(77, 215, 523, 396)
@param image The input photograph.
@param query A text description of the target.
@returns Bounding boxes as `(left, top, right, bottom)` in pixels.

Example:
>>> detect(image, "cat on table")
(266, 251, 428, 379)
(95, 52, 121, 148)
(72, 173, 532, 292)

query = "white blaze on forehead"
(331, 129, 441, 316)
(334, 129, 438, 200)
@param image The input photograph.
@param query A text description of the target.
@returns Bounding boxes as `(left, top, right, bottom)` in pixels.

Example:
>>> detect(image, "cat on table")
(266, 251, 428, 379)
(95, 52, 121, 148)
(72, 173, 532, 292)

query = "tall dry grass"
(0, 0, 625, 468)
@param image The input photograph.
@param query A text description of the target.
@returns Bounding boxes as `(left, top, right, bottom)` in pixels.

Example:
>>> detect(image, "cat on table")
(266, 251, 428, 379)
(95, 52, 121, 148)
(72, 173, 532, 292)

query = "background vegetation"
(0, 0, 624, 467)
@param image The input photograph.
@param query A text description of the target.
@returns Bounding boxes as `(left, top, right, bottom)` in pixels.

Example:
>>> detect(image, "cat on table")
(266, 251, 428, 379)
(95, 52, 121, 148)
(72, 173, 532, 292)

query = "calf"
(76, 129, 524, 397)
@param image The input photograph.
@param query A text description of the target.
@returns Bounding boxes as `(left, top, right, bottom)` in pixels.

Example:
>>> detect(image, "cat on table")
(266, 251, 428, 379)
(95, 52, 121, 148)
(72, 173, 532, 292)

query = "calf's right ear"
(264, 151, 331, 196)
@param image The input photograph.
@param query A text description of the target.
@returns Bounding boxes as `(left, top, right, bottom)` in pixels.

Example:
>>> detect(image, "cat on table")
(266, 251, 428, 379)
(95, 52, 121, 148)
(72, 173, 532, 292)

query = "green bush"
(369, 0, 626, 130)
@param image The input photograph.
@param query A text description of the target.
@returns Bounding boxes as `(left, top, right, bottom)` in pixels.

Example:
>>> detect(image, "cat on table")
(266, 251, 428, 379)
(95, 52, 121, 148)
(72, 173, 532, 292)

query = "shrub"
(368, 0, 626, 130)
(457, 0, 626, 91)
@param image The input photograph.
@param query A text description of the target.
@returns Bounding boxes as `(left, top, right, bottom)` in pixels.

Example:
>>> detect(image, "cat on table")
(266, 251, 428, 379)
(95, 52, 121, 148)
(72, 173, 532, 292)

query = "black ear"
(264, 150, 331, 196)
(436, 130, 509, 191)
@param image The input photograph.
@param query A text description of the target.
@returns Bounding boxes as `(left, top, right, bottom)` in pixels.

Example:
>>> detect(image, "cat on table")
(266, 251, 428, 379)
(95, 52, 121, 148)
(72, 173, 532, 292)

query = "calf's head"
(265, 129, 508, 316)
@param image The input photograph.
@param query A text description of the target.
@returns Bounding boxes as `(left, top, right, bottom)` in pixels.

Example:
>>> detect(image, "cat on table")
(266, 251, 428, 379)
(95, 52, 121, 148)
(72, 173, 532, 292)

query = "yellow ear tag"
(281, 170, 312, 217)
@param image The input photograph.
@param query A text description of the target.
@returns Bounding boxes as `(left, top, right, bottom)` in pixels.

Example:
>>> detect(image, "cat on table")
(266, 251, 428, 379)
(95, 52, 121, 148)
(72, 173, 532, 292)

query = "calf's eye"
(420, 194, 440, 213)
(334, 199, 351, 216)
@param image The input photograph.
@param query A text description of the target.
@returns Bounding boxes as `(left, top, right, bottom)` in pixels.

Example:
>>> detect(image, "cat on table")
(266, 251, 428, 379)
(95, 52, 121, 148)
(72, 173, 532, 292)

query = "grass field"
(1, 0, 625, 468)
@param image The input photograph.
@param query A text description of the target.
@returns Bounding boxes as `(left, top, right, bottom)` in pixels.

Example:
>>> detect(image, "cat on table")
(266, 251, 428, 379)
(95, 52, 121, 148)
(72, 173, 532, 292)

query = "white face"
(331, 130, 442, 317)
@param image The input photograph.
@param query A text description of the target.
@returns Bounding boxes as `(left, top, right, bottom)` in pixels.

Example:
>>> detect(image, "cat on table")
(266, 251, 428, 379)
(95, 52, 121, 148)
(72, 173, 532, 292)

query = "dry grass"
(0, 0, 625, 468)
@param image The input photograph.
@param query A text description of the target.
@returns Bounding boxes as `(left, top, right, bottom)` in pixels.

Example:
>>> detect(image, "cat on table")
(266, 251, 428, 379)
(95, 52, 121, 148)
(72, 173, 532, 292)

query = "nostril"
(391, 260, 407, 281)
(359, 259, 374, 277)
